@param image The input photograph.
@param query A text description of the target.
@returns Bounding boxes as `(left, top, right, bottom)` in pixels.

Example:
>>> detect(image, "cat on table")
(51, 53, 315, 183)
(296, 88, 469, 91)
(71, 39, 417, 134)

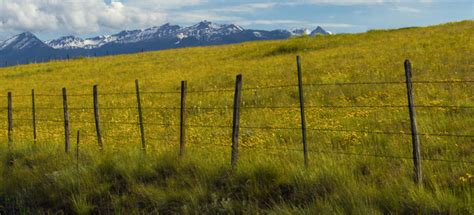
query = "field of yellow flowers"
(0, 21, 472, 213)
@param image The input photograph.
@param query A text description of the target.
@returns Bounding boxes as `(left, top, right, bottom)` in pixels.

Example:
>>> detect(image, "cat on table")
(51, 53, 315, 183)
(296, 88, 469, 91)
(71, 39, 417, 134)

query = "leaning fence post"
(135, 80, 146, 151)
(296, 56, 309, 167)
(63, 88, 70, 153)
(404, 60, 422, 185)
(7, 92, 12, 145)
(179, 81, 187, 156)
(93, 85, 103, 149)
(231, 74, 243, 168)
(32, 89, 37, 144)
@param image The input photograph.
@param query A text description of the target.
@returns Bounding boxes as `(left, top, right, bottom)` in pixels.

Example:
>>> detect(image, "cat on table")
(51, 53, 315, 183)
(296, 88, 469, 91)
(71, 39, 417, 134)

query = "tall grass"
(0, 141, 472, 213)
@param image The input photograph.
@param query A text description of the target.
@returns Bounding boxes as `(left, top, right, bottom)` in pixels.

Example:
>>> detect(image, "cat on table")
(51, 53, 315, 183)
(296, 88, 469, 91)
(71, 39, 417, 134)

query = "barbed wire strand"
(237, 145, 474, 164)
(4, 79, 473, 98)
(4, 104, 474, 113)
(2, 118, 473, 138)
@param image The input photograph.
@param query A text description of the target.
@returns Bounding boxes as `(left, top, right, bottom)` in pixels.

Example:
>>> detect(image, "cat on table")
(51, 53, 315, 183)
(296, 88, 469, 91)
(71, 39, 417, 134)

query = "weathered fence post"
(296, 56, 309, 167)
(76, 130, 80, 171)
(63, 88, 70, 153)
(179, 81, 187, 156)
(231, 74, 243, 168)
(404, 60, 422, 185)
(7, 92, 12, 145)
(32, 89, 37, 144)
(93, 85, 103, 149)
(135, 80, 146, 151)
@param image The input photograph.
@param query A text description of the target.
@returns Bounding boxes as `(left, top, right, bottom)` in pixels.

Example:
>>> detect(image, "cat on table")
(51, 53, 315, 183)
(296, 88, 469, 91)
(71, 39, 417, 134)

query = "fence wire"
(4, 79, 472, 98)
(1, 78, 473, 166)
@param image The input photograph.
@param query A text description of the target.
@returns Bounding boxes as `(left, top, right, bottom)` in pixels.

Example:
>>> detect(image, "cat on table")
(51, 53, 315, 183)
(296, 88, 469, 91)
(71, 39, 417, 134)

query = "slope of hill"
(0, 21, 472, 213)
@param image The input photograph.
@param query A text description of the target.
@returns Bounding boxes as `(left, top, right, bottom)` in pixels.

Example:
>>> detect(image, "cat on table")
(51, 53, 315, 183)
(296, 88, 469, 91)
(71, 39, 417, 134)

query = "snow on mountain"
(310, 26, 332, 36)
(291, 28, 311, 36)
(112, 23, 182, 44)
(0, 21, 331, 67)
(46, 36, 85, 49)
(45, 25, 171, 49)
(0, 32, 46, 50)
(47, 34, 121, 49)
(176, 21, 244, 41)
(253, 32, 262, 38)
(1, 21, 332, 54)
(45, 21, 248, 49)
(291, 26, 332, 36)
(85, 35, 117, 47)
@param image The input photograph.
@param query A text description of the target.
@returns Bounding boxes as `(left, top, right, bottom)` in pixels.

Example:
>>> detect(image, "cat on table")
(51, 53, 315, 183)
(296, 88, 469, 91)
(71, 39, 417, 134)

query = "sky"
(0, 0, 472, 41)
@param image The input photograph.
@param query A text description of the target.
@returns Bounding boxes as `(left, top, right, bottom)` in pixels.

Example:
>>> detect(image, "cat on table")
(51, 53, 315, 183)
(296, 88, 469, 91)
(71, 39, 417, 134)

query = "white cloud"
(286, 0, 434, 5)
(393, 6, 421, 13)
(315, 23, 357, 28)
(172, 11, 242, 24)
(0, 0, 205, 35)
(124, 0, 207, 9)
(0, 0, 438, 40)
(287, 0, 385, 5)
(236, 19, 357, 29)
(211, 3, 277, 13)
(251, 20, 306, 25)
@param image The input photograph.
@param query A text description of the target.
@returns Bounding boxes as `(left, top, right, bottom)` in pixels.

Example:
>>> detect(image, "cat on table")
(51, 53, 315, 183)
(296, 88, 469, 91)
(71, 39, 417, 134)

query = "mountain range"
(0, 21, 331, 67)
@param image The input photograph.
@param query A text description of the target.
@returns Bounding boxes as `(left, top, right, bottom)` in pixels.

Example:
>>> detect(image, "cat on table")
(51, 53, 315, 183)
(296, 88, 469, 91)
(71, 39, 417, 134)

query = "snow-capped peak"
(291, 28, 311, 36)
(224, 24, 245, 32)
(0, 32, 45, 50)
(178, 21, 245, 40)
(46, 34, 114, 49)
(310, 26, 332, 36)
(38, 22, 329, 51)
(46, 36, 84, 49)
(194, 20, 220, 29)
(159, 23, 181, 31)
(46, 23, 185, 50)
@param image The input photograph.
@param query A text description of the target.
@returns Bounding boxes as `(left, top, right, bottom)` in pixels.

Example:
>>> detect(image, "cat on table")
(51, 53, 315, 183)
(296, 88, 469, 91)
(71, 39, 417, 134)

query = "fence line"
(4, 118, 474, 138)
(5, 103, 474, 112)
(238, 145, 474, 164)
(3, 58, 473, 185)
(5, 79, 473, 98)
(9, 127, 471, 157)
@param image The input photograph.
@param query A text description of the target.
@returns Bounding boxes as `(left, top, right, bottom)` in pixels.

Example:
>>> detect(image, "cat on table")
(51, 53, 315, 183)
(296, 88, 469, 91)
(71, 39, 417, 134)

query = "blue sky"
(0, 0, 472, 41)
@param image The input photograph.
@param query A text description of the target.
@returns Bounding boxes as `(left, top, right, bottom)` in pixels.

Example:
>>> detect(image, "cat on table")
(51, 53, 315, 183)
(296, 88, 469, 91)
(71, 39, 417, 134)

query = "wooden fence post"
(231, 74, 243, 168)
(179, 81, 187, 156)
(404, 60, 422, 185)
(93, 85, 103, 149)
(63, 88, 70, 153)
(7, 92, 12, 145)
(296, 56, 309, 167)
(32, 89, 37, 144)
(135, 80, 146, 151)
(76, 130, 80, 171)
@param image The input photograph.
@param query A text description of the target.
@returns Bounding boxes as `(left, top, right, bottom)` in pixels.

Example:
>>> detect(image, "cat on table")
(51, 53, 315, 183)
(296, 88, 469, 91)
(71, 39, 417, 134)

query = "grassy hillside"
(0, 21, 473, 213)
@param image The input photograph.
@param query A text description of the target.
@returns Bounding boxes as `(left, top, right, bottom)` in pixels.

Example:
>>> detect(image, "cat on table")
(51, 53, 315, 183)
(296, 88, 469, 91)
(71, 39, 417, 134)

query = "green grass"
(0, 20, 473, 213)
(1, 142, 472, 214)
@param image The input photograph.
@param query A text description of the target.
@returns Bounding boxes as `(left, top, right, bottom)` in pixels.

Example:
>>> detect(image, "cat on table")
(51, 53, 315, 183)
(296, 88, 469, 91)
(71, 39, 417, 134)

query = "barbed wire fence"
(2, 57, 474, 185)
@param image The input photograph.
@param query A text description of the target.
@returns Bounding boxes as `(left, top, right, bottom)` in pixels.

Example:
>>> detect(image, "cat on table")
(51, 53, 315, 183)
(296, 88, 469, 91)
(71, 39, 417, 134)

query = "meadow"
(0, 21, 473, 213)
